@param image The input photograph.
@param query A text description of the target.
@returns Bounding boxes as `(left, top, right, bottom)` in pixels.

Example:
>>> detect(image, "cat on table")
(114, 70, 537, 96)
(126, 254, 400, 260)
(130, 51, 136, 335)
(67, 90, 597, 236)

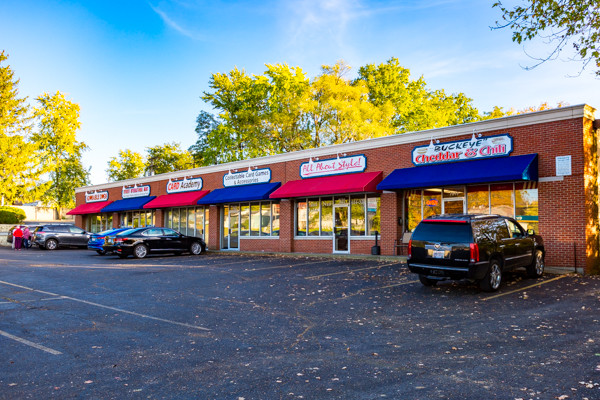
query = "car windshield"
(412, 221, 472, 243)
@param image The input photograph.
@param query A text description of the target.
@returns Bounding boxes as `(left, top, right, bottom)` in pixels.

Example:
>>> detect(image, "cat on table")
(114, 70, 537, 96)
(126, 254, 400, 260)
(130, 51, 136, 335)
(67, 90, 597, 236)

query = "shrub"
(0, 206, 26, 224)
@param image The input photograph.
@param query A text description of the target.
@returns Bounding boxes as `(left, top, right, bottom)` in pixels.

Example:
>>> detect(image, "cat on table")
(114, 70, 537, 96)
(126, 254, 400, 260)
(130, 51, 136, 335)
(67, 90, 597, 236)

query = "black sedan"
(103, 227, 206, 259)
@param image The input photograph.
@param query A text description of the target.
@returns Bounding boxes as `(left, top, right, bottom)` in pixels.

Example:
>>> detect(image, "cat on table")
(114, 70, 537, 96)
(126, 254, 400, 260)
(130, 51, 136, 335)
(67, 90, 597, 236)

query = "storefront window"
(490, 183, 514, 217)
(515, 182, 539, 233)
(406, 190, 422, 232)
(321, 199, 333, 236)
(351, 197, 366, 236)
(467, 185, 490, 214)
(367, 197, 380, 235)
(240, 204, 250, 237)
(296, 201, 307, 236)
(260, 204, 270, 236)
(86, 213, 113, 233)
(308, 200, 320, 236)
(422, 189, 442, 220)
(271, 203, 280, 236)
(250, 204, 260, 236)
(195, 208, 204, 238)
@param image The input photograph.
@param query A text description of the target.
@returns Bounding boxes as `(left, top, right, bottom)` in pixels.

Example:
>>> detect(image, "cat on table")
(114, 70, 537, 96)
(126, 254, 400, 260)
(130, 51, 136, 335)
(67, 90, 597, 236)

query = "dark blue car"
(88, 228, 130, 255)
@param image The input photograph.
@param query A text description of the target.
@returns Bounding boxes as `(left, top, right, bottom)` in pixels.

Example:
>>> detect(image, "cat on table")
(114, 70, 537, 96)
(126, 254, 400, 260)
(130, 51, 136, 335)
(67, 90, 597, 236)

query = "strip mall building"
(70, 104, 599, 274)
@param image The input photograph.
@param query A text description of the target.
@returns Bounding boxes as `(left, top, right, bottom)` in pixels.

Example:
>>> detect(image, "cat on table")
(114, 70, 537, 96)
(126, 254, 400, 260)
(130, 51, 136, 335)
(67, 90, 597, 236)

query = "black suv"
(32, 224, 91, 250)
(407, 214, 545, 292)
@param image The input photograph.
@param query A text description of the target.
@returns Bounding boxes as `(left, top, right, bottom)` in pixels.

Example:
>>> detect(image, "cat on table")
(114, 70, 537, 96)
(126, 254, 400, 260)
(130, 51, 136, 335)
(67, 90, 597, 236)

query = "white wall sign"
(223, 168, 272, 187)
(122, 185, 151, 198)
(86, 191, 108, 203)
(556, 155, 572, 176)
(300, 154, 367, 178)
(412, 134, 513, 166)
(166, 177, 203, 194)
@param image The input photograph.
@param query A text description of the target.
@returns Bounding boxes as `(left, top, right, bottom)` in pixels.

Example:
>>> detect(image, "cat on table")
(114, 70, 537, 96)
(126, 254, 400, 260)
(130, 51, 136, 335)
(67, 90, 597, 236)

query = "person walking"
(22, 226, 30, 249)
(13, 226, 23, 251)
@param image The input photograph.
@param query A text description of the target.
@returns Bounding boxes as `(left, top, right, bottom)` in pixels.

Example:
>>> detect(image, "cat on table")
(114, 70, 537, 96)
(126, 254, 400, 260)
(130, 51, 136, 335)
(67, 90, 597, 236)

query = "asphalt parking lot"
(1, 248, 600, 400)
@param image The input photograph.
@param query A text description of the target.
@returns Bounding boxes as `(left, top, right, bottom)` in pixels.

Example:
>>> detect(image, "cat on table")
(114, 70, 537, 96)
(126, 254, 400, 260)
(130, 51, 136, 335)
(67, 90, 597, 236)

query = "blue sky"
(2, 0, 599, 185)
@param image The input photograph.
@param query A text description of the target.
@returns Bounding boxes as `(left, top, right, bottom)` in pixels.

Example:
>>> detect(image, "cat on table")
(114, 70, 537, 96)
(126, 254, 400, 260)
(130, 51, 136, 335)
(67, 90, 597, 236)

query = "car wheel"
(96, 249, 106, 255)
(527, 249, 545, 278)
(419, 274, 437, 287)
(190, 241, 202, 255)
(480, 259, 502, 292)
(133, 244, 148, 259)
(45, 239, 58, 251)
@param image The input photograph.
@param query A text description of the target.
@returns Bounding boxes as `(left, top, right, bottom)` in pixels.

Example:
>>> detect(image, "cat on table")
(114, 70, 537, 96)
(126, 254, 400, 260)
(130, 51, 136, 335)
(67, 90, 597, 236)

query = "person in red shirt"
(13, 226, 23, 251)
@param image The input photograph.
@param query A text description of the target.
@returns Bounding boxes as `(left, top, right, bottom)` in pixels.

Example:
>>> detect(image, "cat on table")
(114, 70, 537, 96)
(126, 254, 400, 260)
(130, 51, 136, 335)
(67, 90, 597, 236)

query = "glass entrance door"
(333, 205, 349, 253)
(221, 205, 240, 250)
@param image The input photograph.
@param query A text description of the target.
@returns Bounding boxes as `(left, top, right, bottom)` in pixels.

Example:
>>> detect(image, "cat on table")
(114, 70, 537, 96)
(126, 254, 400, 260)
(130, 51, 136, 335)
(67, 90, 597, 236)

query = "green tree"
(493, 0, 600, 76)
(106, 149, 145, 181)
(189, 111, 221, 166)
(0, 50, 39, 205)
(145, 142, 194, 175)
(32, 91, 88, 218)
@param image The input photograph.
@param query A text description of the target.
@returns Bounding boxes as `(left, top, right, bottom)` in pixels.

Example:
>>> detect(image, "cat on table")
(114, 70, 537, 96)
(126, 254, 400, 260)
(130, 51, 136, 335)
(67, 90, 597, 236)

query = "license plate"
(432, 250, 445, 259)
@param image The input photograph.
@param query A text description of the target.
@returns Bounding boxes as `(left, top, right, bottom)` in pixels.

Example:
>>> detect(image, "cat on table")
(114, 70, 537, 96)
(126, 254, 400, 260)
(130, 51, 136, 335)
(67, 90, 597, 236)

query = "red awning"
(66, 201, 113, 215)
(142, 190, 210, 209)
(270, 171, 383, 199)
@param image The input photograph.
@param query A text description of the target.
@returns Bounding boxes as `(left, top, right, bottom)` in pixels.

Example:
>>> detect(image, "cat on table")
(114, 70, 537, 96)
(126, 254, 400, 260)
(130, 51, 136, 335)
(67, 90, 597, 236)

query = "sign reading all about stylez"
(122, 185, 151, 198)
(166, 177, 203, 193)
(300, 154, 367, 178)
(223, 168, 272, 187)
(412, 134, 513, 166)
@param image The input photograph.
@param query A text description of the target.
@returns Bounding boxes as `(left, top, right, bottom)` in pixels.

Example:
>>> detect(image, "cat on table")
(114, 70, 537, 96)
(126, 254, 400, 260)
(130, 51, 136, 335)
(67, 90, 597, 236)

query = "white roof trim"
(77, 104, 595, 193)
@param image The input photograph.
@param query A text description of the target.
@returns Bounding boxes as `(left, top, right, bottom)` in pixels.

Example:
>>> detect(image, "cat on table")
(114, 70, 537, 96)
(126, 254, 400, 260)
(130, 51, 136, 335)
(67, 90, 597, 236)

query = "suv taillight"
(470, 243, 479, 263)
(408, 239, 412, 257)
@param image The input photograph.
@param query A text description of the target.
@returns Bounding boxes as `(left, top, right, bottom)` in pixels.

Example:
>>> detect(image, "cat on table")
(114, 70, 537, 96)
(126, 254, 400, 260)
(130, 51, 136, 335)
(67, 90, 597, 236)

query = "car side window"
(472, 219, 496, 242)
(55, 225, 70, 233)
(161, 229, 179, 237)
(506, 220, 525, 239)
(69, 226, 85, 234)
(494, 219, 510, 240)
(143, 228, 163, 236)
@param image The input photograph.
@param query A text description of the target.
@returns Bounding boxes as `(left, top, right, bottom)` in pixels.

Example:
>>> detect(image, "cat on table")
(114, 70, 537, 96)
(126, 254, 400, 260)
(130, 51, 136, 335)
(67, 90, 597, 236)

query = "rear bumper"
(408, 261, 490, 280)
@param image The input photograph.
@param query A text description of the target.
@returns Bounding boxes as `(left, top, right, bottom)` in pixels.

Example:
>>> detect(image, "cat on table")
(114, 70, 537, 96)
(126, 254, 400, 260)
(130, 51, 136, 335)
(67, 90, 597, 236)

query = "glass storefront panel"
(271, 203, 280, 236)
(321, 199, 333, 236)
(515, 182, 539, 233)
(296, 201, 307, 236)
(260, 203, 270, 236)
(172, 209, 180, 231)
(467, 185, 490, 214)
(195, 208, 204, 238)
(222, 205, 230, 248)
(250, 204, 260, 236)
(406, 190, 422, 232)
(187, 209, 195, 236)
(350, 196, 366, 236)
(240, 204, 250, 237)
(490, 183, 514, 217)
(422, 189, 442, 220)
(308, 200, 320, 236)
(367, 197, 380, 235)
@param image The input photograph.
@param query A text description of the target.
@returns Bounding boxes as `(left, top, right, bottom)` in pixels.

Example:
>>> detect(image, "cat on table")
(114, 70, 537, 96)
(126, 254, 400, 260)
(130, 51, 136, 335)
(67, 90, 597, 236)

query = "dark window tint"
(162, 229, 179, 237)
(412, 222, 472, 243)
(495, 219, 510, 240)
(54, 225, 70, 233)
(472, 219, 497, 242)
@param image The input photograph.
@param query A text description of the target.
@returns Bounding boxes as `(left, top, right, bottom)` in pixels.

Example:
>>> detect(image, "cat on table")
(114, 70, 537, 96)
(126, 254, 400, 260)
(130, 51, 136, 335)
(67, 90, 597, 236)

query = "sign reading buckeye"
(300, 154, 367, 178)
(412, 134, 513, 166)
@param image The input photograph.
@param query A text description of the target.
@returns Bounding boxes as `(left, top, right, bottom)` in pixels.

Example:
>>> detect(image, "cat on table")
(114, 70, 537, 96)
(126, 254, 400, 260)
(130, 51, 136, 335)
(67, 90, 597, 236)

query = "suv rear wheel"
(480, 259, 502, 292)
(45, 239, 58, 251)
(527, 249, 544, 278)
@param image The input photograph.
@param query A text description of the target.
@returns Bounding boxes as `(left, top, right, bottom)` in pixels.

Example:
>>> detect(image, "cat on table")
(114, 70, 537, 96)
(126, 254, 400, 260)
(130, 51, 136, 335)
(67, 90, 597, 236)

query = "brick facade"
(73, 105, 600, 273)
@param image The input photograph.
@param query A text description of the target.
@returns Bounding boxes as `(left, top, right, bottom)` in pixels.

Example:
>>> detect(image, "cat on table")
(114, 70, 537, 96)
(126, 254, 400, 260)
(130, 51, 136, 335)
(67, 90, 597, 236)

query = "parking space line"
(0, 329, 62, 355)
(307, 279, 419, 306)
(0, 280, 210, 332)
(482, 275, 569, 301)
(244, 259, 332, 272)
(304, 262, 402, 279)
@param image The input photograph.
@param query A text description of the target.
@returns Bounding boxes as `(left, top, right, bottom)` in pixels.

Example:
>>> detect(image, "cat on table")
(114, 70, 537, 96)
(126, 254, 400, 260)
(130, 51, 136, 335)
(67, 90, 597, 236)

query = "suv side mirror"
(527, 228, 536, 236)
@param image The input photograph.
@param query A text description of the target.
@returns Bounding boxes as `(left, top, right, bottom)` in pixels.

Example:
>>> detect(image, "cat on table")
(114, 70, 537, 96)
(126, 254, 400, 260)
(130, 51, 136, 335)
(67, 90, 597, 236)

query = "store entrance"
(333, 205, 349, 253)
(221, 205, 240, 250)
(443, 198, 465, 214)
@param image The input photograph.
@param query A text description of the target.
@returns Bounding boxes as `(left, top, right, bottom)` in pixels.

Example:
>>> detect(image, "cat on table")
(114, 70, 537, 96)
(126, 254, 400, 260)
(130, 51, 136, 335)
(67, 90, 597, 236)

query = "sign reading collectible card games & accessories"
(122, 185, 151, 198)
(223, 168, 272, 187)
(85, 191, 109, 203)
(166, 177, 204, 193)
(412, 134, 513, 166)
(300, 154, 367, 178)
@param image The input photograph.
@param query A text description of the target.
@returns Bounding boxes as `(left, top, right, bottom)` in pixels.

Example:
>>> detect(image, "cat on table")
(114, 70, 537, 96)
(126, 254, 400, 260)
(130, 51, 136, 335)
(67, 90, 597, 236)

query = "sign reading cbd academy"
(166, 177, 203, 194)
(223, 168, 271, 187)
(412, 134, 513, 166)
(300, 154, 367, 178)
